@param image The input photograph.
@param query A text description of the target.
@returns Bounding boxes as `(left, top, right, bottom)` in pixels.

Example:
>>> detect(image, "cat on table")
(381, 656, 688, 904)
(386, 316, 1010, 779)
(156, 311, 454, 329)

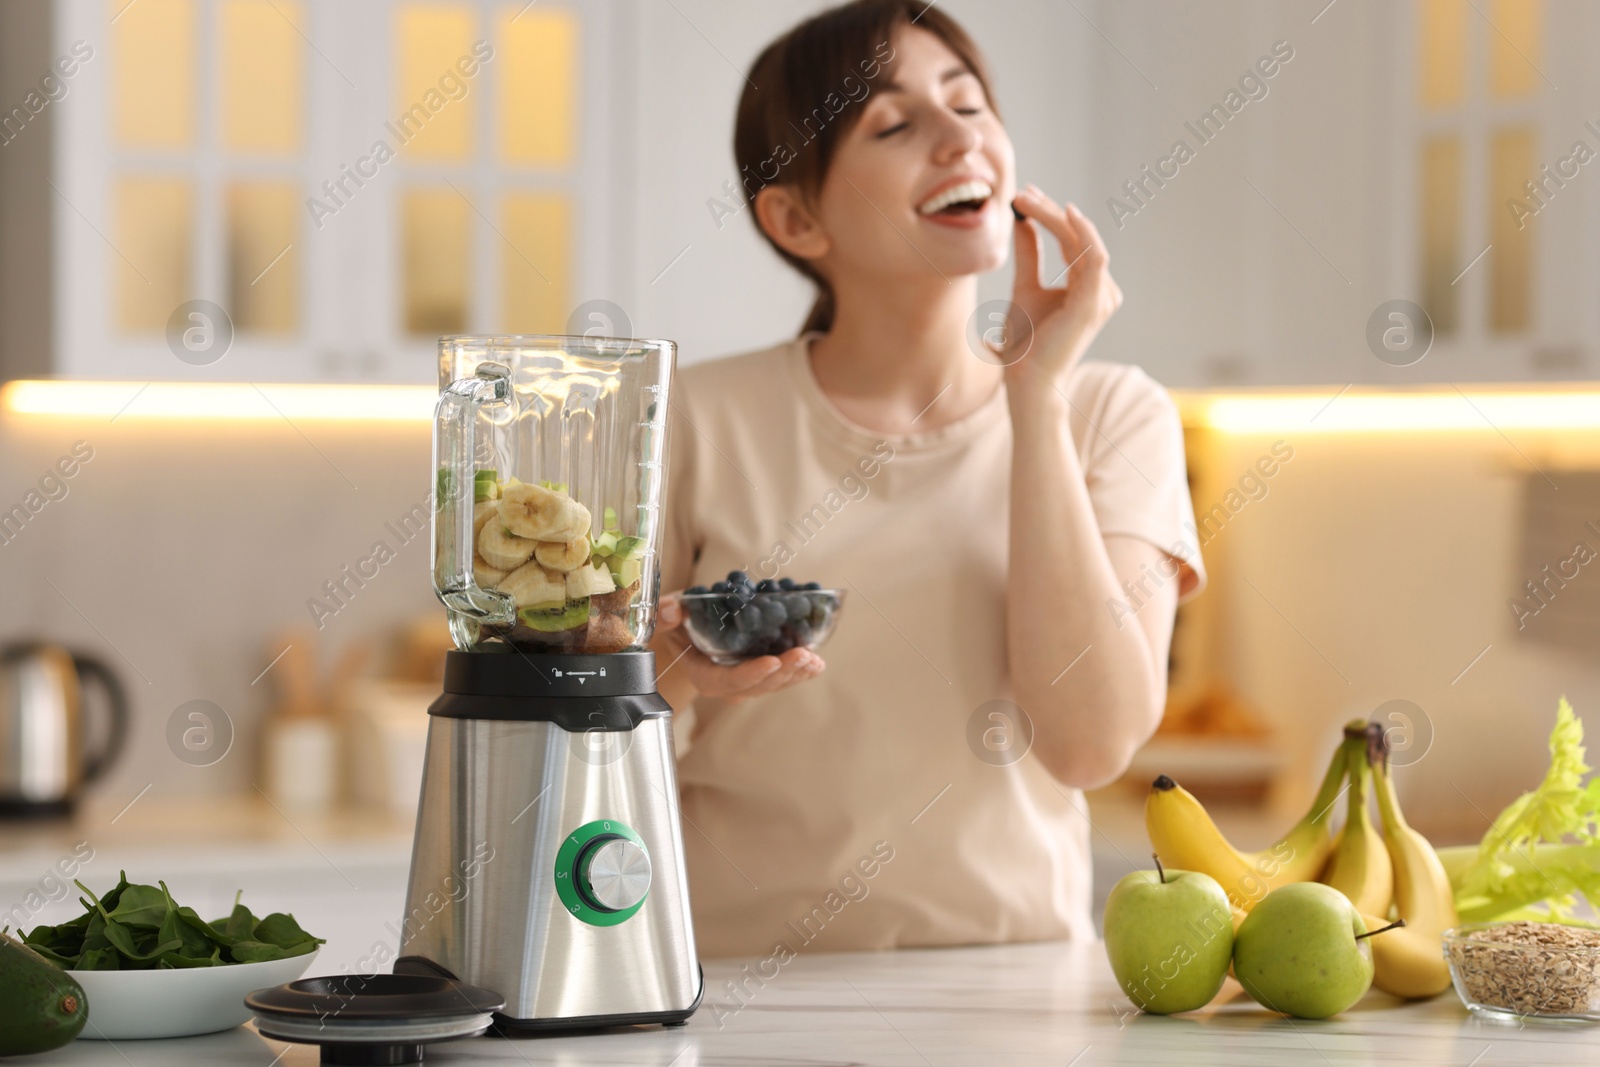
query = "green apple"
(1103, 856, 1235, 1014)
(1232, 881, 1374, 1019)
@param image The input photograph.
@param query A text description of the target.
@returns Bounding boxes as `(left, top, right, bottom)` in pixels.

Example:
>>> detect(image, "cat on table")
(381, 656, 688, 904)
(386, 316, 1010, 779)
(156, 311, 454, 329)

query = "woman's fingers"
(684, 647, 824, 703)
(744, 649, 823, 697)
(1014, 186, 1086, 284)
(1011, 195, 1044, 295)
(658, 592, 683, 630)
(1063, 202, 1110, 281)
(712, 654, 782, 695)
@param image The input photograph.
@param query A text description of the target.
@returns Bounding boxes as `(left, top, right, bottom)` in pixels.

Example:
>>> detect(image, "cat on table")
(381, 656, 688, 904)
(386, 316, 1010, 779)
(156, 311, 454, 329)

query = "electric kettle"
(0, 644, 129, 817)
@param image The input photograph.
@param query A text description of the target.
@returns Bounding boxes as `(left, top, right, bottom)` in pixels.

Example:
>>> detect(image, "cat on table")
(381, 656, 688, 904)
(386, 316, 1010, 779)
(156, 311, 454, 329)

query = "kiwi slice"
(517, 599, 590, 632)
(473, 469, 499, 501)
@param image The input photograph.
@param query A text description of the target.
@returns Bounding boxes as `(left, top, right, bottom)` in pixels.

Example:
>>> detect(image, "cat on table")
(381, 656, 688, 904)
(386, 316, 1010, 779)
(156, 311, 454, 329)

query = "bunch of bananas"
(1145, 719, 1457, 999)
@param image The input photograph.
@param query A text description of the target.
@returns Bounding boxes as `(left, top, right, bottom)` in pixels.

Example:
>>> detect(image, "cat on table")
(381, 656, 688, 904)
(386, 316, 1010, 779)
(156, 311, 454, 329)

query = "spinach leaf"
(228, 940, 290, 963)
(80, 909, 111, 957)
(107, 884, 170, 928)
(75, 947, 121, 970)
(22, 920, 86, 962)
(156, 945, 223, 969)
(19, 942, 79, 968)
(175, 905, 230, 948)
(156, 883, 213, 961)
(253, 913, 320, 950)
(97, 917, 181, 965)
(96, 872, 130, 912)
(211, 893, 257, 944)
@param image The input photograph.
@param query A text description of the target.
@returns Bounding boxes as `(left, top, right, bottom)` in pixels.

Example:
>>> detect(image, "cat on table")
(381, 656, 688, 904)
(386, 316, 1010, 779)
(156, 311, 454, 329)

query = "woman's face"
(813, 26, 1016, 286)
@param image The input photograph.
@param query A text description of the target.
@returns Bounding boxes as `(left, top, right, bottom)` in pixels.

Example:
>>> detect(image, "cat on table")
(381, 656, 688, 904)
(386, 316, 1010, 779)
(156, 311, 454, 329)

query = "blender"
(397, 335, 703, 1029)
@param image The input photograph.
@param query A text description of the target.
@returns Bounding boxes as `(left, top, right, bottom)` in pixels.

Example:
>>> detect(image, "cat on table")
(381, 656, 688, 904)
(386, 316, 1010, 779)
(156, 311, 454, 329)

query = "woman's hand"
(656, 592, 825, 707)
(1001, 183, 1123, 387)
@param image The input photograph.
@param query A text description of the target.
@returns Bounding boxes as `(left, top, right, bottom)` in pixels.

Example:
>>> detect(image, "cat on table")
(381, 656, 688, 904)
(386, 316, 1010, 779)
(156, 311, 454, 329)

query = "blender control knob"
(578, 837, 652, 912)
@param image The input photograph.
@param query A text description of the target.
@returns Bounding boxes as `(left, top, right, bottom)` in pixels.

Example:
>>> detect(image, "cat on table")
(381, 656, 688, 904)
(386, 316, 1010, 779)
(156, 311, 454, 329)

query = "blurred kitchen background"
(2, 0, 1598, 934)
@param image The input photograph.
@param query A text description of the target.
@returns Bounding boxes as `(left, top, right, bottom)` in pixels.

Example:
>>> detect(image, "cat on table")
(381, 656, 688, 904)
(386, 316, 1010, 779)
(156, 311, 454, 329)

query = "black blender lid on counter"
(245, 973, 505, 1065)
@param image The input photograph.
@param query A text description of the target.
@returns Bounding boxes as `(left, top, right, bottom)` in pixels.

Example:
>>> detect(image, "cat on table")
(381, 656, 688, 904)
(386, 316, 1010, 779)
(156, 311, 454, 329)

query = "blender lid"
(246, 974, 505, 1064)
(246, 973, 504, 1019)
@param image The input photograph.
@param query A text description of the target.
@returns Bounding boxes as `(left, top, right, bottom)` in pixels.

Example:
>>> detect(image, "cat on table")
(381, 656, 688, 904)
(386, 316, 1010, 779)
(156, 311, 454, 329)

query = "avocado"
(517, 599, 590, 632)
(592, 531, 619, 558)
(473, 469, 500, 501)
(0, 930, 88, 1055)
(602, 506, 619, 532)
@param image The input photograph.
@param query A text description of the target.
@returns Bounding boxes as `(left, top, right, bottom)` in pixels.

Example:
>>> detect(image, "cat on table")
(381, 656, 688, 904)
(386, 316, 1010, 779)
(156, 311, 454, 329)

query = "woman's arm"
(1007, 391, 1177, 789)
(1003, 184, 1181, 789)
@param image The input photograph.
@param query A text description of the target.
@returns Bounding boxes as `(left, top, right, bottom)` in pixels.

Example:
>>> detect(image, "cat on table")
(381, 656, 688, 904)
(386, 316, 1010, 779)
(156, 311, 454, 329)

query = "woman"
(652, 0, 1204, 959)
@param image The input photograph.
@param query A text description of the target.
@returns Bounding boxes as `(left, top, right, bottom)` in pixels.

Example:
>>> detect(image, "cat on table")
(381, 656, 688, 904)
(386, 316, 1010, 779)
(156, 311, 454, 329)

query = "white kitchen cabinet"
(0, 0, 634, 384)
(1074, 0, 1600, 387)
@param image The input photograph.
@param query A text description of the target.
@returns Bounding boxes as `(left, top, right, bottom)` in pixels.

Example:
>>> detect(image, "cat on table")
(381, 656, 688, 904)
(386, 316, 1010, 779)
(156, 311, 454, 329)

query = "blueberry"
(686, 585, 708, 595)
(711, 580, 732, 594)
(759, 599, 787, 629)
(802, 581, 822, 591)
(720, 596, 744, 618)
(734, 606, 761, 633)
(784, 594, 810, 621)
(778, 577, 796, 591)
(756, 578, 779, 593)
(791, 619, 814, 644)
(729, 570, 751, 586)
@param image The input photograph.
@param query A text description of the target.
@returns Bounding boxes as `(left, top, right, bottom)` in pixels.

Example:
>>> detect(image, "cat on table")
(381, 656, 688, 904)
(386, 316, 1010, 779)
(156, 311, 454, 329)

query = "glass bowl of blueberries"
(678, 571, 845, 665)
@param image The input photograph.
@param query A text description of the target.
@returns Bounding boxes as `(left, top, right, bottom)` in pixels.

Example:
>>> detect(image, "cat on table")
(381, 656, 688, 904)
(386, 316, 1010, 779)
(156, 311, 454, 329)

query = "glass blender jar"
(433, 335, 672, 654)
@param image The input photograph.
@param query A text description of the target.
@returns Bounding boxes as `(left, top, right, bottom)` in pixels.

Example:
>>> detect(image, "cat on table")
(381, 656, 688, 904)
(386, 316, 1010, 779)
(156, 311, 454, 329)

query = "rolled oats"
(1447, 921, 1600, 1017)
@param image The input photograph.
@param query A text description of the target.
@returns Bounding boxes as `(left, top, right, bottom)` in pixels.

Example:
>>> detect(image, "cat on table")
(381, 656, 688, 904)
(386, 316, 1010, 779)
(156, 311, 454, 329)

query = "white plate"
(70, 950, 320, 1040)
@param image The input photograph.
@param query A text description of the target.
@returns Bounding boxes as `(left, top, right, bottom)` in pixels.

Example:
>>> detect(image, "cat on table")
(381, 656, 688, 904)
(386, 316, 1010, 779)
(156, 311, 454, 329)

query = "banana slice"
(478, 520, 537, 570)
(566, 562, 616, 599)
(473, 555, 509, 588)
(500, 483, 591, 542)
(497, 561, 567, 607)
(535, 536, 591, 573)
(473, 500, 500, 536)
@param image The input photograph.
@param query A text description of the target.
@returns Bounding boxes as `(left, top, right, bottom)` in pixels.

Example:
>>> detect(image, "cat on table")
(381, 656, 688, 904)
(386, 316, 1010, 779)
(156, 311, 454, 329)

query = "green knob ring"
(554, 818, 648, 926)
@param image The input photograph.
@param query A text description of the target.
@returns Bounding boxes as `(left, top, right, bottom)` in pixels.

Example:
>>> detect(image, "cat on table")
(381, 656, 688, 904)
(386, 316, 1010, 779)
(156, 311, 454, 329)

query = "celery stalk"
(1451, 698, 1600, 924)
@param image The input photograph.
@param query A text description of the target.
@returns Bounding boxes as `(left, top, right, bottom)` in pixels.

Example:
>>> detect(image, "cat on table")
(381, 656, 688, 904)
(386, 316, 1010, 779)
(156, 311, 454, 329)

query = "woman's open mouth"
(916, 179, 995, 229)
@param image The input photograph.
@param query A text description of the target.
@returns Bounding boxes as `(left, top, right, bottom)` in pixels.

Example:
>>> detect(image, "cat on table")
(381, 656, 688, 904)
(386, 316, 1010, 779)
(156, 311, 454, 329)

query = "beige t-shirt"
(662, 335, 1205, 959)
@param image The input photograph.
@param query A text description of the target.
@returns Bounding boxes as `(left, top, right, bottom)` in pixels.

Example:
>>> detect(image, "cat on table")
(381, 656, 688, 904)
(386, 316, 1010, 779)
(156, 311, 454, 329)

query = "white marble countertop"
(6, 794, 1571, 1065)
(21, 936, 1600, 1067)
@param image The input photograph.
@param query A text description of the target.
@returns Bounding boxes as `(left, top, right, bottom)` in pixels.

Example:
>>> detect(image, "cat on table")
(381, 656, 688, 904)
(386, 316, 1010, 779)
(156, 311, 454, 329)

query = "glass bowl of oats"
(1444, 921, 1600, 1022)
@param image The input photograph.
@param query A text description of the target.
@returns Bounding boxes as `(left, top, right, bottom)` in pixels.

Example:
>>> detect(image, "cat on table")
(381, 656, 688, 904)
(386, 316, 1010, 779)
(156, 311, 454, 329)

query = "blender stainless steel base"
(398, 650, 703, 1028)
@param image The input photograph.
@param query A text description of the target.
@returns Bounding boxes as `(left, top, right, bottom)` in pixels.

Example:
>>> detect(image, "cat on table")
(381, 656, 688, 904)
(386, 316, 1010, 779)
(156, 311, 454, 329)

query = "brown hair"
(733, 1, 998, 336)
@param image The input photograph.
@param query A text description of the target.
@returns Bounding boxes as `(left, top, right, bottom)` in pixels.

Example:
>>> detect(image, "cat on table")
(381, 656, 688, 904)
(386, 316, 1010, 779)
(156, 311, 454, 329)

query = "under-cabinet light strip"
(4, 379, 1599, 432)
(1, 380, 437, 421)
